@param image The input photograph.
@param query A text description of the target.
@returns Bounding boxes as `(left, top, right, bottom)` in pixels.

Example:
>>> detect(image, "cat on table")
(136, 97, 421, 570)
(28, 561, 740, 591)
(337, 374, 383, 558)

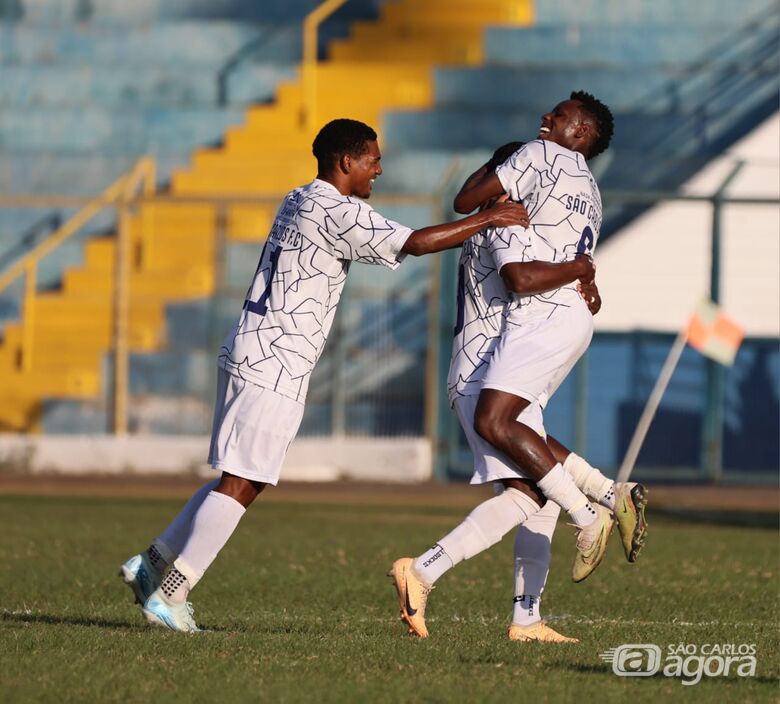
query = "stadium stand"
(0, 0, 532, 431)
(0, 0, 777, 480)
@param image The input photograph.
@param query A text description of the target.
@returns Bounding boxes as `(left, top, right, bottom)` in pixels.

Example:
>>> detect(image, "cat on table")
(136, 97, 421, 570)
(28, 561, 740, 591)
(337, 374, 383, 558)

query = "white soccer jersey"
(446, 230, 508, 405)
(219, 179, 413, 402)
(491, 140, 602, 325)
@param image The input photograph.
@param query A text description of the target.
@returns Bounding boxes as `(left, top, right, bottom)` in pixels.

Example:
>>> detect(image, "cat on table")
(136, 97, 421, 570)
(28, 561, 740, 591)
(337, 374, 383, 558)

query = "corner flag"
(617, 298, 745, 482)
(685, 299, 744, 366)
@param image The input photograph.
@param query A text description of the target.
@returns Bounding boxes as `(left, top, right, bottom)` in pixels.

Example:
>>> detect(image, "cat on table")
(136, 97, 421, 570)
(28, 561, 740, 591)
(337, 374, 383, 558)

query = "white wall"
(0, 434, 433, 481)
(595, 113, 780, 335)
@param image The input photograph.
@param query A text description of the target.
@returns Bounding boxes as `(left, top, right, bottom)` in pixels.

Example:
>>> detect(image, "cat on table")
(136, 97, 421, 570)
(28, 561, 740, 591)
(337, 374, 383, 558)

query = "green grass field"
(1, 490, 778, 703)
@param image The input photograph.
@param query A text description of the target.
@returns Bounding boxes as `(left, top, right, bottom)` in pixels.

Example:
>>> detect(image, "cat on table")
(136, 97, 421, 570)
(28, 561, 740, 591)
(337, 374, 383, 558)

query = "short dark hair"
(486, 141, 525, 171)
(312, 118, 377, 172)
(571, 90, 614, 159)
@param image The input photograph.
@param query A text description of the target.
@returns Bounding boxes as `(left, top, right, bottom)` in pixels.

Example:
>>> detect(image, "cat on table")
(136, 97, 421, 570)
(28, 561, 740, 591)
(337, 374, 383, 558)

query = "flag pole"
(616, 328, 688, 483)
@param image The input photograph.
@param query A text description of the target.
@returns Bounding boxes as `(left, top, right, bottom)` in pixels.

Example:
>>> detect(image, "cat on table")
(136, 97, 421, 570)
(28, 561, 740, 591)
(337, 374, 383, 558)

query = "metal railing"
(0, 211, 62, 271)
(301, 0, 350, 130)
(0, 158, 155, 384)
(0, 159, 775, 481)
(0, 163, 460, 438)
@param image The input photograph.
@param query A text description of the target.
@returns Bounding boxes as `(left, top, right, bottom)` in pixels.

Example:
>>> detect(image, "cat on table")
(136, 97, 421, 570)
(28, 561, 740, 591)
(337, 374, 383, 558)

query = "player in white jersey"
(118, 118, 530, 632)
(463, 93, 618, 577)
(390, 139, 647, 641)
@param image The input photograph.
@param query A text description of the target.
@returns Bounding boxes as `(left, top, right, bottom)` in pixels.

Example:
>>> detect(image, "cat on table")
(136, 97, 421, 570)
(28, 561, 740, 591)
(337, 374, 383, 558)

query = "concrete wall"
(595, 113, 780, 336)
(0, 434, 433, 481)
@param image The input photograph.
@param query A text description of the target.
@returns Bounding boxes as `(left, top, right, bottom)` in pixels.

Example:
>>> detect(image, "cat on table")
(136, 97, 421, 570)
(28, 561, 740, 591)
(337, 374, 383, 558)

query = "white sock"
(599, 485, 616, 511)
(159, 564, 192, 604)
(154, 479, 221, 560)
(413, 488, 540, 586)
(536, 463, 597, 528)
(563, 453, 615, 509)
(413, 543, 454, 585)
(175, 491, 246, 590)
(512, 502, 560, 625)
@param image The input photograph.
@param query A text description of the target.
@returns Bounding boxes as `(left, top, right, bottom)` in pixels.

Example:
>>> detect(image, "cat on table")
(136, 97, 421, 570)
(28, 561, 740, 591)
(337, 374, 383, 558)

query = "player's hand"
(485, 201, 530, 229)
(578, 278, 601, 315)
(574, 252, 595, 284)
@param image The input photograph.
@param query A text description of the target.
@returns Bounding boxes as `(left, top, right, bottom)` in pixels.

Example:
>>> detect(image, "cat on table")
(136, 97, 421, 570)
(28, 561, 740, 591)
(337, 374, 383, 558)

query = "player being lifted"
(390, 93, 649, 640)
(117, 118, 530, 632)
(390, 135, 648, 642)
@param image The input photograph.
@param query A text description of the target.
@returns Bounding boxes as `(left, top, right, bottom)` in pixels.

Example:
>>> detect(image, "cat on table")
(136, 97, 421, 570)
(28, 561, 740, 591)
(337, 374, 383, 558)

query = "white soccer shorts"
(454, 393, 546, 485)
(207, 367, 305, 485)
(482, 300, 593, 405)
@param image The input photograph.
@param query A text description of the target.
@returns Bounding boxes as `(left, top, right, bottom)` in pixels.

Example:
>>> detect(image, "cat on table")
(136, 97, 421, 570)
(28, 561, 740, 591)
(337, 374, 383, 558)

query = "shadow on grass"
(1, 610, 141, 629)
(1, 609, 230, 633)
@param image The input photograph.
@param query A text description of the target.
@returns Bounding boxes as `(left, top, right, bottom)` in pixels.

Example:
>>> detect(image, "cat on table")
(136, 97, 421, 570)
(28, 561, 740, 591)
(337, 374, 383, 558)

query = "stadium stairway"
(0, 0, 533, 431)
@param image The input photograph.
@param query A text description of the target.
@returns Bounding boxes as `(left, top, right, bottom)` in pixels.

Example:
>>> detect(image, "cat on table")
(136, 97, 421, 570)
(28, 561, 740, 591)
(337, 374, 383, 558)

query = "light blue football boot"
(118, 553, 163, 605)
(142, 589, 201, 633)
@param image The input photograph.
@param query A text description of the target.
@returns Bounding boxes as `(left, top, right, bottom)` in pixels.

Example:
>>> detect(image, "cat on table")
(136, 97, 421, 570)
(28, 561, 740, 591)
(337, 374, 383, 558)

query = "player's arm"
(499, 254, 594, 296)
(453, 141, 523, 214)
(453, 170, 510, 215)
(401, 201, 529, 256)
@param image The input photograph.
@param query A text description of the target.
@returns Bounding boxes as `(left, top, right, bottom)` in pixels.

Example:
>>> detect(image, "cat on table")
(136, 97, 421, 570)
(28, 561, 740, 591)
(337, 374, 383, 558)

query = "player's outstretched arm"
(500, 253, 594, 296)
(401, 201, 529, 256)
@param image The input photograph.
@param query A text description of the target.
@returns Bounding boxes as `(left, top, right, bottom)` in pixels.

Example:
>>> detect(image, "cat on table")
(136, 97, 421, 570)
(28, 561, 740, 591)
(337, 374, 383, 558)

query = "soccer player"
(389, 138, 647, 642)
(117, 118, 530, 632)
(463, 92, 618, 578)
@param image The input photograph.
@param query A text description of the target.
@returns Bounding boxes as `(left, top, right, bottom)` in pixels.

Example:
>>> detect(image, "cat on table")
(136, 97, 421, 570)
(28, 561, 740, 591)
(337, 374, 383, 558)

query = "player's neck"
(316, 172, 351, 196)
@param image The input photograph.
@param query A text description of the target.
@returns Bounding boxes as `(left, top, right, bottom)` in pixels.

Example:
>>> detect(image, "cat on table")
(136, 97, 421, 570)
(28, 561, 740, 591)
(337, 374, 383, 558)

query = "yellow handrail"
(0, 156, 155, 295)
(112, 156, 156, 434)
(302, 0, 349, 130)
(0, 156, 156, 404)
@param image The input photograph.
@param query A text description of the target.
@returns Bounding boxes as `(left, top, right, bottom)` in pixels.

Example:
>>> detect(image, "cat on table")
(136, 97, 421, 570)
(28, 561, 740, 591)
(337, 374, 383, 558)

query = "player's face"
(537, 99, 587, 152)
(348, 140, 383, 198)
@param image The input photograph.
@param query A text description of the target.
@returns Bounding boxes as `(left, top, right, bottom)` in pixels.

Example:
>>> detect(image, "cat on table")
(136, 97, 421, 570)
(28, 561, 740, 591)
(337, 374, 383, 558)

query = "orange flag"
(686, 299, 744, 366)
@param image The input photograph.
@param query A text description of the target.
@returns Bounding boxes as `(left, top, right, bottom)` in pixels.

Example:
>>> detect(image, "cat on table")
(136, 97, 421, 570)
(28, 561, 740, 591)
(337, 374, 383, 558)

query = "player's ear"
(339, 153, 352, 174)
(574, 120, 591, 140)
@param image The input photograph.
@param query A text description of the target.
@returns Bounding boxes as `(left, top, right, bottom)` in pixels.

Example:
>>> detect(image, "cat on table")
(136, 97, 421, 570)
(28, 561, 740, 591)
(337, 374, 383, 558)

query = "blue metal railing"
(600, 4, 780, 235)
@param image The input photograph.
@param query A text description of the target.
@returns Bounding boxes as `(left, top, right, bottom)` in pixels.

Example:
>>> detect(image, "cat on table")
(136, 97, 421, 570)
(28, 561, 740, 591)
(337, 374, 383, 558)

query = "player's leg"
(474, 388, 613, 582)
(389, 396, 543, 638)
(474, 389, 595, 523)
(142, 369, 304, 632)
(143, 473, 263, 632)
(547, 436, 648, 562)
(508, 501, 577, 643)
(118, 478, 219, 605)
(476, 306, 613, 582)
(390, 481, 542, 639)
(119, 367, 236, 608)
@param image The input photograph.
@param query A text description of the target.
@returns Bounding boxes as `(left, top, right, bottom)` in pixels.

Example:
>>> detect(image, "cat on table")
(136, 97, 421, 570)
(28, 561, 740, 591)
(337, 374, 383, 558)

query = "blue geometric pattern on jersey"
(446, 232, 509, 404)
(492, 140, 602, 324)
(219, 180, 412, 403)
